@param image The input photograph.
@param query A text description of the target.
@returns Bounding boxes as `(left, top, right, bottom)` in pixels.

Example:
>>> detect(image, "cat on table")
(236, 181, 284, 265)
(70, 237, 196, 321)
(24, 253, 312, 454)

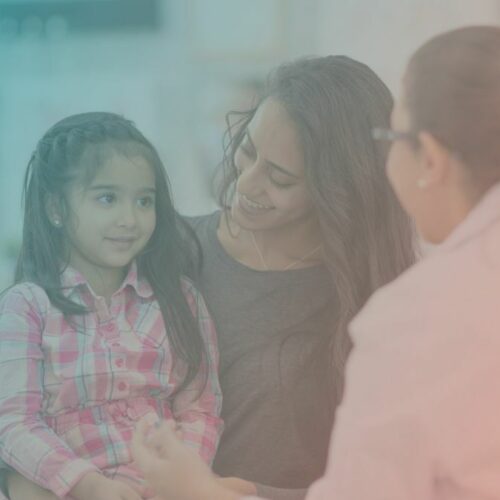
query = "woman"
(133, 25, 500, 500)
(185, 55, 414, 497)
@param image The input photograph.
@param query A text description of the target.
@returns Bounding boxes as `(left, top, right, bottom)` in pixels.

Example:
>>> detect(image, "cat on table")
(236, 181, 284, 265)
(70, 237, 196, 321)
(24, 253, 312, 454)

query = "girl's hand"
(132, 416, 239, 500)
(70, 471, 142, 500)
(216, 477, 257, 496)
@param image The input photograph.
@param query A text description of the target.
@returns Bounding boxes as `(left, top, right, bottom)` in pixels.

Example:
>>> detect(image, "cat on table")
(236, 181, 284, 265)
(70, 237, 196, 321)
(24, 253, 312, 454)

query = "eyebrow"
(88, 184, 156, 193)
(244, 131, 300, 180)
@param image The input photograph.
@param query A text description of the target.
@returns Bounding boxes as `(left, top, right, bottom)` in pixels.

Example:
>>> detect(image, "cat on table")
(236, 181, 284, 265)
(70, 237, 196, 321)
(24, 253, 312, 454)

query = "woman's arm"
(219, 477, 307, 500)
(7, 469, 144, 500)
(254, 484, 307, 500)
(7, 472, 57, 500)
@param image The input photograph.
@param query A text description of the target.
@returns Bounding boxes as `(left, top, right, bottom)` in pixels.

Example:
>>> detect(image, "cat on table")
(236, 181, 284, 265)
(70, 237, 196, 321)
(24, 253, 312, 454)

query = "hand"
(132, 416, 239, 500)
(70, 471, 142, 500)
(217, 477, 257, 496)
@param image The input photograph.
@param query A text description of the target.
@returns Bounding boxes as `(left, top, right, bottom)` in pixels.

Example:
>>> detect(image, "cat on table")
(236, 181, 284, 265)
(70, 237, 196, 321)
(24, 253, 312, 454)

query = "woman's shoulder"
(350, 240, 492, 350)
(181, 210, 221, 235)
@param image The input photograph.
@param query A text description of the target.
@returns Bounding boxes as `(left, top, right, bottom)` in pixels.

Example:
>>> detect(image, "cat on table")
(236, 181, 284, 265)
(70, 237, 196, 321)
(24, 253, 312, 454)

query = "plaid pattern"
(0, 263, 222, 498)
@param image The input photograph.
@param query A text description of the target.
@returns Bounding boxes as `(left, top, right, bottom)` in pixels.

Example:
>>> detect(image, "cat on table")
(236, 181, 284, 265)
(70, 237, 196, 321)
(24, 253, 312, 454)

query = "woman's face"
(230, 98, 315, 232)
(386, 86, 462, 244)
(386, 91, 441, 243)
(385, 94, 421, 217)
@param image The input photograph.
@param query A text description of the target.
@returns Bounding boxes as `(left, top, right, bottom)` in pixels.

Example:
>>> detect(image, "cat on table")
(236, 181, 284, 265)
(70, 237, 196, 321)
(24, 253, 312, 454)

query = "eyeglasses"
(371, 127, 418, 144)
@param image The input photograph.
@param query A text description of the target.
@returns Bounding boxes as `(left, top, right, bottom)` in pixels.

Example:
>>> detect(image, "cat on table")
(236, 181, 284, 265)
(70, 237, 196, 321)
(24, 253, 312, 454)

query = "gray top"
(186, 212, 336, 494)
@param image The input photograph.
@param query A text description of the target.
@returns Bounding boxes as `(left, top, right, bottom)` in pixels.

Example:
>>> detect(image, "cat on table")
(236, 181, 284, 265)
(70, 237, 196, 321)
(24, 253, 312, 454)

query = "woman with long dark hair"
(186, 55, 415, 498)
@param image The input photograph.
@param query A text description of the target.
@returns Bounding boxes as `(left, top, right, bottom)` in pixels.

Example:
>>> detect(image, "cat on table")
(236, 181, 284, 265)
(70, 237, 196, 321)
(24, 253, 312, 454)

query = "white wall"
(0, 0, 319, 288)
(1, 0, 498, 288)
(314, 0, 499, 93)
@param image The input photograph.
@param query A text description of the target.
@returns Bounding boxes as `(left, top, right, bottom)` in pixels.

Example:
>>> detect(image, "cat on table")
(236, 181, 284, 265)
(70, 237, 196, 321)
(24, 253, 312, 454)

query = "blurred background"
(0, 0, 498, 288)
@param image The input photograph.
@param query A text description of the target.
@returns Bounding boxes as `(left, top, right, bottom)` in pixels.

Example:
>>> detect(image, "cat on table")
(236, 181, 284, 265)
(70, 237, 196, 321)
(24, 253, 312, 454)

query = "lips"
(105, 236, 137, 249)
(237, 193, 274, 215)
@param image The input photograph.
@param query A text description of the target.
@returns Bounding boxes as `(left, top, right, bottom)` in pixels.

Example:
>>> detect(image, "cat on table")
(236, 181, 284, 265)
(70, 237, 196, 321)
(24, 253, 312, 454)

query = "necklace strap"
(250, 231, 270, 271)
(250, 231, 322, 271)
(282, 245, 322, 271)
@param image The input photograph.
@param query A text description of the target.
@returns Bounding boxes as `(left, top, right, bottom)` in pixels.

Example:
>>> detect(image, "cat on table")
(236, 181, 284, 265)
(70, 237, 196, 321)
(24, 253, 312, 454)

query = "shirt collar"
(438, 181, 500, 253)
(60, 261, 154, 299)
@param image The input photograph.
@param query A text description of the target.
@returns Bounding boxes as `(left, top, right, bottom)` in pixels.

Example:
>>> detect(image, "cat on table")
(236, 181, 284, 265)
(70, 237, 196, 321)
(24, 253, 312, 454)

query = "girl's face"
(63, 151, 156, 286)
(230, 98, 315, 232)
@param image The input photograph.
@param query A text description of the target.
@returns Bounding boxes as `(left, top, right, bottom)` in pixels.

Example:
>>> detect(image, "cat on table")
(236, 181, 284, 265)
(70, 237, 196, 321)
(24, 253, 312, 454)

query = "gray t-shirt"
(186, 212, 337, 491)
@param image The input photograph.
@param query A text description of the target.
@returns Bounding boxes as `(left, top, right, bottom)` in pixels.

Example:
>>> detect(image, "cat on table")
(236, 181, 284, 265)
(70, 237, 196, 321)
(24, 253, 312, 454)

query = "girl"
(185, 56, 415, 498)
(134, 26, 500, 500)
(0, 112, 222, 500)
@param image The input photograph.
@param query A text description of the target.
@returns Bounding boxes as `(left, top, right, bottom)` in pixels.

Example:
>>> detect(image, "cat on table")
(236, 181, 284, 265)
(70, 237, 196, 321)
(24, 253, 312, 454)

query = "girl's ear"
(45, 194, 63, 228)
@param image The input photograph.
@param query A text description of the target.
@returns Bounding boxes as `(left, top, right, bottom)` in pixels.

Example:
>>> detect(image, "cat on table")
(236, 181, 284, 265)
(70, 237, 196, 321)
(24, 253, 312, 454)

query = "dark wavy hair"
(15, 111, 204, 391)
(218, 56, 416, 416)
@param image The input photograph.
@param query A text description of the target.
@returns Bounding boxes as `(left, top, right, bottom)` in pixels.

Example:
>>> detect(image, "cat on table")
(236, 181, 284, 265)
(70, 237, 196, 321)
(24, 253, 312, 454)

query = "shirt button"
(115, 358, 124, 368)
(118, 382, 127, 391)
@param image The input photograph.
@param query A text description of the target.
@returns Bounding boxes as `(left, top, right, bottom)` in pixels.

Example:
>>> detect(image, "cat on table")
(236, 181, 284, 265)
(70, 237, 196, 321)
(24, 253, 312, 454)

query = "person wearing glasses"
(131, 25, 500, 500)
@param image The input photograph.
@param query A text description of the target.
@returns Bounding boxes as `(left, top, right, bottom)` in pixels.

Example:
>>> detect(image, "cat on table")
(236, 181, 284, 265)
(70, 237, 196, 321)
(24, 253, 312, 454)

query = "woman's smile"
(237, 192, 275, 215)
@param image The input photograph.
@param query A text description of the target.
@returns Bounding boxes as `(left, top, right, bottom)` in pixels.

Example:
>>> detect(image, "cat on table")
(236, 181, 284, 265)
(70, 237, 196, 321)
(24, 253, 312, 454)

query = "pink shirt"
(303, 182, 500, 500)
(0, 263, 222, 498)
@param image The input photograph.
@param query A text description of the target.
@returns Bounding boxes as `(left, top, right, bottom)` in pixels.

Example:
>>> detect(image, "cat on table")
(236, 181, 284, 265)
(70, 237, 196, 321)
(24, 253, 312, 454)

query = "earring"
(53, 218, 62, 227)
(417, 179, 428, 189)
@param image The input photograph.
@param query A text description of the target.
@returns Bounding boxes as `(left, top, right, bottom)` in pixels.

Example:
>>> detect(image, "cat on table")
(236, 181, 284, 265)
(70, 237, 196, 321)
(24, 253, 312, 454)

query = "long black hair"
(16, 111, 204, 390)
(218, 56, 416, 414)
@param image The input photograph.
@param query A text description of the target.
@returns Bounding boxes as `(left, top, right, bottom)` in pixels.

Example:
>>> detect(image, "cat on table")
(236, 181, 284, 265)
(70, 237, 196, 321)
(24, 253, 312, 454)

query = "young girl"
(0, 112, 222, 500)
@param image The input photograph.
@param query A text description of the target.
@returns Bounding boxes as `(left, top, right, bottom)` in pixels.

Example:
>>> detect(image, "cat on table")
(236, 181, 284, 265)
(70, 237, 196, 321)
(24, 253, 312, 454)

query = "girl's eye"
(97, 193, 116, 205)
(137, 196, 154, 208)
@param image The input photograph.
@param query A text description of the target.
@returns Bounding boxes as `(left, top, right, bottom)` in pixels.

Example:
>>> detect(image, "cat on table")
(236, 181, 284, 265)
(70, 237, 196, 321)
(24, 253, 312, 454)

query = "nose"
(237, 159, 266, 196)
(117, 200, 138, 228)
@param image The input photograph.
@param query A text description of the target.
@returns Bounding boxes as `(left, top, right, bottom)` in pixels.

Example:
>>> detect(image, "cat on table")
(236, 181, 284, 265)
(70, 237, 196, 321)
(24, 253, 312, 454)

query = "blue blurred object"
(0, 0, 161, 35)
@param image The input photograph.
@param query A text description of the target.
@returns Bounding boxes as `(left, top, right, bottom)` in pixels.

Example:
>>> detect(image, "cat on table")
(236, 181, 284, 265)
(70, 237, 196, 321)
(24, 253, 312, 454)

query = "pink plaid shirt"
(0, 263, 222, 498)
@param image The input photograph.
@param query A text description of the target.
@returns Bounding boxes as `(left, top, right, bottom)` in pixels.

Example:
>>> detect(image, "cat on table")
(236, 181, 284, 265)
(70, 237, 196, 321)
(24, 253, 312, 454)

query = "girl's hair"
(218, 56, 415, 417)
(405, 25, 500, 186)
(16, 111, 204, 390)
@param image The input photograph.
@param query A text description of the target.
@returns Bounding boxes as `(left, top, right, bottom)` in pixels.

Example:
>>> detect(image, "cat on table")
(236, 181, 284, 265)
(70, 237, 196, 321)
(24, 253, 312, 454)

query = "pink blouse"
(305, 182, 500, 500)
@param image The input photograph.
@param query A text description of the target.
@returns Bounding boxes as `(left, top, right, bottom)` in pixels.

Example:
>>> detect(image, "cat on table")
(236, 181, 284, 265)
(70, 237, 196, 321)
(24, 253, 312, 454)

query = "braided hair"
(16, 111, 205, 391)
